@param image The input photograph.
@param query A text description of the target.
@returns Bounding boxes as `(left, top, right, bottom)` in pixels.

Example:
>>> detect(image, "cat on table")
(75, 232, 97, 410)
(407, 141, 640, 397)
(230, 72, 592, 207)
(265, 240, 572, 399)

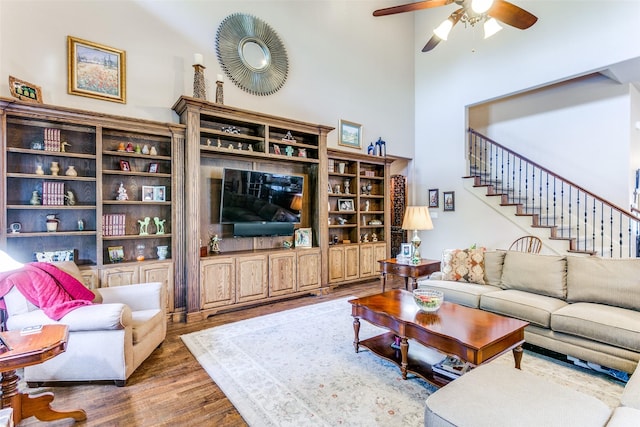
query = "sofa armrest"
(429, 272, 445, 280)
(6, 303, 131, 332)
(97, 282, 165, 312)
(621, 362, 640, 409)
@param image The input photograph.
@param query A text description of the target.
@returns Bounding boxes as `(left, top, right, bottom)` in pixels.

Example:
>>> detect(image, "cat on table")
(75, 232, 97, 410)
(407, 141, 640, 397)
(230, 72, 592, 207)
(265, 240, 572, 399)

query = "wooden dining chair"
(509, 235, 543, 253)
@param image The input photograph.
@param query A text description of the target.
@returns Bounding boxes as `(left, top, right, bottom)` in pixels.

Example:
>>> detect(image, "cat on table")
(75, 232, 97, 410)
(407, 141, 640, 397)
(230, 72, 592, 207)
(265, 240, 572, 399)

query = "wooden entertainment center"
(0, 96, 401, 322)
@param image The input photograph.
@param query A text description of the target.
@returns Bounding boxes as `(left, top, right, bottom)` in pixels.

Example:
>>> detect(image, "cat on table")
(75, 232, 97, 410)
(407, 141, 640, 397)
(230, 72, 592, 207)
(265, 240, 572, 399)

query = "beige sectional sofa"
(418, 250, 640, 374)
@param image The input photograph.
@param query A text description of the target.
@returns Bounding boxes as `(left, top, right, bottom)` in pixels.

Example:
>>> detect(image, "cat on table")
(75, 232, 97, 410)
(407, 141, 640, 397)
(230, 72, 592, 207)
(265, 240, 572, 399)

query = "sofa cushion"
(483, 250, 506, 286)
(480, 289, 568, 328)
(441, 248, 485, 285)
(418, 279, 500, 308)
(551, 302, 640, 353)
(621, 362, 640, 409)
(566, 256, 640, 311)
(500, 251, 567, 299)
(424, 362, 611, 427)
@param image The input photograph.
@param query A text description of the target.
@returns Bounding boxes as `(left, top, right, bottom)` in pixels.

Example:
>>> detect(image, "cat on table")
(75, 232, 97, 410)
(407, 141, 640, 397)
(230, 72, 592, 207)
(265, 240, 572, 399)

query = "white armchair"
(2, 262, 166, 386)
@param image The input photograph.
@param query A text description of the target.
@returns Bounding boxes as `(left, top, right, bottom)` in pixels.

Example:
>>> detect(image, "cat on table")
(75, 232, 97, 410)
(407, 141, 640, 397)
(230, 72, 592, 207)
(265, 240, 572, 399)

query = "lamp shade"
(0, 250, 24, 273)
(401, 206, 434, 231)
(290, 194, 303, 211)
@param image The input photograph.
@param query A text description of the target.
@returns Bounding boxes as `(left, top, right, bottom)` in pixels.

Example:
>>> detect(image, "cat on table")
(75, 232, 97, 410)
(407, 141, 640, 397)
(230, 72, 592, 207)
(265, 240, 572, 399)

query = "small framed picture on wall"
(428, 189, 439, 208)
(443, 191, 455, 212)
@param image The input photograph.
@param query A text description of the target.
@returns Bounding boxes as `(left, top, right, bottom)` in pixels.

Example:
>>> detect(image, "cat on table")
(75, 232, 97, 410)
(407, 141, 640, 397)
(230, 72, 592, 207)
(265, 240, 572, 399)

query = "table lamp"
(401, 206, 434, 264)
(0, 250, 23, 273)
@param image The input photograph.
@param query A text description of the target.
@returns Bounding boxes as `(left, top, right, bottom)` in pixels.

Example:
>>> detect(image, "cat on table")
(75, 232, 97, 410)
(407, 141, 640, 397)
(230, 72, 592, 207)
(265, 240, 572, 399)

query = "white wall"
(413, 0, 640, 258)
(0, 0, 416, 158)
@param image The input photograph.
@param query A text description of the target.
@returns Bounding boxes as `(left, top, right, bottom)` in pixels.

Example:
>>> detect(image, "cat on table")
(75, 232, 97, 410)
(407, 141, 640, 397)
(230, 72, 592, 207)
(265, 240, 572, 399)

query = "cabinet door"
(359, 244, 375, 277)
(140, 261, 174, 313)
(328, 246, 345, 283)
(236, 255, 268, 303)
(373, 243, 387, 276)
(269, 252, 297, 296)
(298, 249, 322, 291)
(100, 265, 139, 287)
(200, 257, 235, 309)
(344, 245, 360, 281)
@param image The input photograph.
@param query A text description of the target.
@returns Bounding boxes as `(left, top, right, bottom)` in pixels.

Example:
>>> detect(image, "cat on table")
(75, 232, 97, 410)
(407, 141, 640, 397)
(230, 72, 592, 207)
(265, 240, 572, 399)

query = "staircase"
(466, 129, 640, 258)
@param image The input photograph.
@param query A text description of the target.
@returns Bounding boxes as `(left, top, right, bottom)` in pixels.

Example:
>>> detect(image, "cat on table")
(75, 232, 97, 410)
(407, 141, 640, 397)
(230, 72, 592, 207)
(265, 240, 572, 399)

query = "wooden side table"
(0, 325, 86, 425)
(378, 258, 441, 292)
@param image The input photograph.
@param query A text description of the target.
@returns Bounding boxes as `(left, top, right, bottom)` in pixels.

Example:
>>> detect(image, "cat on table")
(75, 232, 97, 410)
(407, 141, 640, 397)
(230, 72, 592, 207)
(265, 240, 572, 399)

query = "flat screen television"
(220, 168, 304, 236)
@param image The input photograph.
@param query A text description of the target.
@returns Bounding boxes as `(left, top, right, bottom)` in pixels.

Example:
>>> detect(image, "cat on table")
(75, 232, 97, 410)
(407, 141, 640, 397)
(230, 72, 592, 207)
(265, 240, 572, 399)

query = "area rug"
(181, 297, 624, 426)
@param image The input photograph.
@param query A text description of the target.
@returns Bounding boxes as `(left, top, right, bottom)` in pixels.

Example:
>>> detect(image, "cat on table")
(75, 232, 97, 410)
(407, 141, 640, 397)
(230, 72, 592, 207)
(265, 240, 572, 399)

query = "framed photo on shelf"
(148, 163, 159, 173)
(67, 36, 126, 103)
(338, 198, 355, 211)
(443, 191, 455, 212)
(294, 228, 312, 248)
(9, 75, 42, 103)
(338, 119, 362, 149)
(428, 189, 439, 208)
(119, 160, 130, 171)
(153, 186, 166, 202)
(142, 185, 154, 201)
(107, 246, 124, 263)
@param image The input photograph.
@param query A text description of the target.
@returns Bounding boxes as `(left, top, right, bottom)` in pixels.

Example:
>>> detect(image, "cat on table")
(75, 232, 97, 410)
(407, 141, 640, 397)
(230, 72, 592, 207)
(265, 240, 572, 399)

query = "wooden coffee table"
(349, 290, 529, 387)
(0, 325, 86, 425)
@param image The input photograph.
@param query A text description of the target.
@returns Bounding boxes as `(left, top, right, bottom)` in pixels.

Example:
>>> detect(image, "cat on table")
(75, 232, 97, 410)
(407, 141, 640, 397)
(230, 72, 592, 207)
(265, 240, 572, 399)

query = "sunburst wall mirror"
(216, 13, 289, 96)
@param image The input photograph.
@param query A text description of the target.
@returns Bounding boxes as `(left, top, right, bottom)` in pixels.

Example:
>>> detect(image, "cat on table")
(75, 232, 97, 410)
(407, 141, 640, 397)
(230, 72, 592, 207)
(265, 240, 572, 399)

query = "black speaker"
(233, 222, 294, 237)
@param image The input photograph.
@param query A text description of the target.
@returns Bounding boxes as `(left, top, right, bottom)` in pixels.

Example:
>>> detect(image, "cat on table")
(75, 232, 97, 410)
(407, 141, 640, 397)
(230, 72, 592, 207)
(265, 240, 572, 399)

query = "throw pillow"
(441, 248, 486, 285)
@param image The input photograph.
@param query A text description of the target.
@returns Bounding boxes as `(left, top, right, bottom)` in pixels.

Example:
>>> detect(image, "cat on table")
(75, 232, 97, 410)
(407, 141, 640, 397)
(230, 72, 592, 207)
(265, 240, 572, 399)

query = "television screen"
(220, 168, 304, 224)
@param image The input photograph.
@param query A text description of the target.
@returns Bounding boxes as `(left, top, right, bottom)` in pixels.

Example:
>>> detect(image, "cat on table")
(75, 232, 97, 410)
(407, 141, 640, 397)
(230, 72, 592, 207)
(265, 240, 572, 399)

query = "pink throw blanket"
(0, 263, 95, 320)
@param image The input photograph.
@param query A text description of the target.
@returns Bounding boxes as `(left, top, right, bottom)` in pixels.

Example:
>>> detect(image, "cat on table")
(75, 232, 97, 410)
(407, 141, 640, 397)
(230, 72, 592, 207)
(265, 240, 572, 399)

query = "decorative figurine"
(282, 131, 295, 142)
(61, 142, 71, 152)
(64, 190, 76, 206)
(135, 144, 142, 154)
(217, 138, 222, 147)
(142, 144, 150, 155)
(150, 146, 158, 155)
(154, 217, 166, 235)
(138, 217, 150, 235)
(344, 180, 350, 194)
(35, 164, 44, 175)
(274, 144, 281, 155)
(209, 234, 221, 253)
(116, 183, 129, 201)
(65, 165, 77, 176)
(298, 148, 306, 157)
(248, 145, 253, 151)
(365, 200, 370, 211)
(206, 139, 212, 146)
(372, 232, 378, 242)
(237, 142, 243, 150)
(285, 146, 294, 156)
(228, 143, 234, 149)
(337, 217, 347, 225)
(30, 190, 41, 205)
(368, 142, 375, 156)
(125, 142, 134, 152)
(117, 142, 126, 151)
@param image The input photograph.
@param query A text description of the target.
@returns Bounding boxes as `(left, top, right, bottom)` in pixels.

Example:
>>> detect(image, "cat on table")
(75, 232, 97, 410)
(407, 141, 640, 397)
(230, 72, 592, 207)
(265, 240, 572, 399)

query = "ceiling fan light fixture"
(433, 18, 453, 41)
(483, 17, 503, 39)
(471, 0, 494, 14)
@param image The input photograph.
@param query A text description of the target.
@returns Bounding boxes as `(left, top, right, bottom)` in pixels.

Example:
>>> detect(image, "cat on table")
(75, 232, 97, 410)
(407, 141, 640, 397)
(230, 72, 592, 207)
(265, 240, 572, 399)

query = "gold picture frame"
(67, 36, 126, 103)
(338, 120, 362, 149)
(9, 76, 42, 103)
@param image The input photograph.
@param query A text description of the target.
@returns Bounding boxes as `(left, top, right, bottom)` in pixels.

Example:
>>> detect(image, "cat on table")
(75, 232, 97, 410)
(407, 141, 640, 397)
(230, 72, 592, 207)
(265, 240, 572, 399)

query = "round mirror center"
(240, 39, 270, 71)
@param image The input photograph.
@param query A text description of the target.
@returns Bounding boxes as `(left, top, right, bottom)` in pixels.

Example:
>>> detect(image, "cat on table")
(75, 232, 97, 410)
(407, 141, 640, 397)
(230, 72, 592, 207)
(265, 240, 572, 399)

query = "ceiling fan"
(373, 0, 538, 52)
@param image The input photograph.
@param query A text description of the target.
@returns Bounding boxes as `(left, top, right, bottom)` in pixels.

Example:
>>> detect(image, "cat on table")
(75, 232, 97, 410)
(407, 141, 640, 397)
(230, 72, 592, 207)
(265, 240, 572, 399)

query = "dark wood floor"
(19, 278, 396, 426)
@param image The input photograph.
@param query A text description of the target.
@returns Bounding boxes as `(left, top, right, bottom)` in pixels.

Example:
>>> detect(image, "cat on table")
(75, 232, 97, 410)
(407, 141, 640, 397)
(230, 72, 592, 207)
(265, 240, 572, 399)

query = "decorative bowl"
(413, 289, 444, 312)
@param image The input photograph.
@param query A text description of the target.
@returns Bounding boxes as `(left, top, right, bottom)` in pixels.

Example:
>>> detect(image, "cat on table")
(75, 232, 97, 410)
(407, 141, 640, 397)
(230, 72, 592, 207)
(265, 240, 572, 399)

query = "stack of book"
(44, 128, 61, 151)
(42, 181, 64, 205)
(432, 355, 472, 380)
(103, 214, 126, 236)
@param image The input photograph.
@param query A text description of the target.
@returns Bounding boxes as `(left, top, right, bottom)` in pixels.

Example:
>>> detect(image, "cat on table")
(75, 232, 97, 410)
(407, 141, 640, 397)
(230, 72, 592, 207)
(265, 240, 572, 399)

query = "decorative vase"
(65, 165, 77, 176)
(157, 245, 168, 260)
(50, 161, 60, 176)
(338, 163, 346, 174)
(45, 214, 59, 232)
(35, 164, 44, 175)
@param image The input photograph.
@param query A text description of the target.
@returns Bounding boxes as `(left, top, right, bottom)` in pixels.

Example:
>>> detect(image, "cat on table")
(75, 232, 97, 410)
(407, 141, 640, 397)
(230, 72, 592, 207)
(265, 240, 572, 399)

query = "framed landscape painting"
(68, 36, 126, 103)
(338, 120, 362, 149)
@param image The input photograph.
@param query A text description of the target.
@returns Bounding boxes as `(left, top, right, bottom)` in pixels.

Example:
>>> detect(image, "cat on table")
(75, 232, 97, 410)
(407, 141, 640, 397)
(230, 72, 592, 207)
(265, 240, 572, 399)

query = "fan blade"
(488, 0, 538, 29)
(422, 8, 464, 52)
(374, 0, 453, 17)
(422, 35, 442, 52)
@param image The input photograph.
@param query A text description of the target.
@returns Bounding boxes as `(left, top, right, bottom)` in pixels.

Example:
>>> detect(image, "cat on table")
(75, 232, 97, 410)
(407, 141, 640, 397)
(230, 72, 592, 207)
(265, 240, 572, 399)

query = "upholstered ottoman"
(424, 362, 611, 427)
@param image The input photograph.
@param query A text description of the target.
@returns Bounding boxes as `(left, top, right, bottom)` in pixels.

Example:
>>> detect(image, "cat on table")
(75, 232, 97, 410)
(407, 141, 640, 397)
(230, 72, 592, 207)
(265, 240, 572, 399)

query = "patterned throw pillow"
(441, 248, 486, 285)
